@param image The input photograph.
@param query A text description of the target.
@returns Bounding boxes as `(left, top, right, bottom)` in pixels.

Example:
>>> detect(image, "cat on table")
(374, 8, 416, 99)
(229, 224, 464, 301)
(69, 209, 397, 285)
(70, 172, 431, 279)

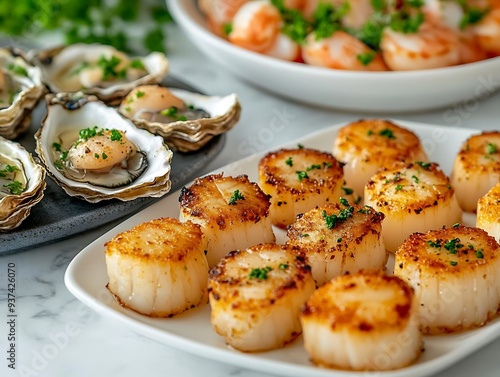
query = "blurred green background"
(0, 0, 173, 53)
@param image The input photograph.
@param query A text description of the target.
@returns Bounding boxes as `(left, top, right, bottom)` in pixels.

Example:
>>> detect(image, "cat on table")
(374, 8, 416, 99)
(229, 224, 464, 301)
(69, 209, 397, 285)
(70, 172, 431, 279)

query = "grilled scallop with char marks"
(394, 225, 500, 334)
(179, 173, 275, 267)
(287, 199, 387, 287)
(301, 271, 421, 371)
(208, 243, 315, 352)
(258, 148, 344, 229)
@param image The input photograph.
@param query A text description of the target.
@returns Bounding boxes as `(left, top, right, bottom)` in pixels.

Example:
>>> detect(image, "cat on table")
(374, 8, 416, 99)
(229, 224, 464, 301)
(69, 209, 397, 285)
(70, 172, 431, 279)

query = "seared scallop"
(179, 173, 275, 267)
(332, 119, 428, 198)
(105, 217, 209, 317)
(477, 182, 500, 242)
(286, 199, 387, 286)
(301, 271, 421, 371)
(208, 243, 315, 352)
(258, 148, 344, 229)
(450, 131, 500, 212)
(365, 161, 462, 253)
(394, 225, 500, 334)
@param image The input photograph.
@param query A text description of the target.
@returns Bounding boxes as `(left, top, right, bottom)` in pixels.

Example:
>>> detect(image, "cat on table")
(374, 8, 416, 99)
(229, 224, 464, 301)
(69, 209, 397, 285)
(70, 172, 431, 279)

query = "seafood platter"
(0, 43, 241, 254)
(169, 0, 500, 111)
(66, 118, 500, 376)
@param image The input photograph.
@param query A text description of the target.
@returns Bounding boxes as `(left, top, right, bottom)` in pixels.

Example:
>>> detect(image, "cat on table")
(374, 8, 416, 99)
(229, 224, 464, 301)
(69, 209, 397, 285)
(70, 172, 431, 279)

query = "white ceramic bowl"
(168, 0, 500, 113)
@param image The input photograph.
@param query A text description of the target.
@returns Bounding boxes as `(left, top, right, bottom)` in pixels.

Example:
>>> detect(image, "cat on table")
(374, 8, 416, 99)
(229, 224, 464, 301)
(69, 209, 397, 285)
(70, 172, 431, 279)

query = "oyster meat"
(35, 92, 173, 203)
(28, 43, 169, 105)
(118, 85, 241, 152)
(0, 136, 46, 231)
(0, 48, 46, 139)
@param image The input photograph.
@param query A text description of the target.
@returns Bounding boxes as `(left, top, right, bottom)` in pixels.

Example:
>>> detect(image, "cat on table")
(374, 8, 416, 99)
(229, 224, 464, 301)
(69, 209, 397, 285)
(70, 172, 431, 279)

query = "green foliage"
(0, 0, 173, 53)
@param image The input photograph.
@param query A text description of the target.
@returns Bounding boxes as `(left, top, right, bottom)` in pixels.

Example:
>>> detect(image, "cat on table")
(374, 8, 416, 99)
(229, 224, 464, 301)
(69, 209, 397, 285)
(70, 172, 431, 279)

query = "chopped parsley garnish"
(367, 129, 374, 136)
(460, 7, 488, 30)
(323, 162, 332, 168)
(357, 51, 376, 66)
(285, 157, 293, 167)
(279, 263, 289, 270)
(449, 261, 458, 266)
(272, 0, 310, 44)
(476, 249, 484, 259)
(306, 164, 321, 171)
(322, 205, 354, 229)
(52, 142, 62, 152)
(296, 171, 308, 181)
(416, 161, 431, 170)
(339, 197, 349, 206)
(249, 266, 272, 280)
(297, 143, 304, 149)
(453, 223, 461, 228)
(390, 10, 424, 34)
(337, 237, 342, 242)
(102, 152, 108, 160)
(160, 106, 187, 121)
(228, 189, 245, 205)
(79, 126, 103, 141)
(129, 59, 145, 69)
(395, 184, 404, 191)
(312, 1, 349, 40)
(136, 90, 145, 98)
(110, 129, 123, 141)
(98, 55, 126, 81)
(411, 175, 419, 184)
(222, 22, 233, 36)
(7, 63, 29, 77)
(94, 153, 99, 159)
(427, 240, 442, 248)
(4, 180, 24, 195)
(0, 164, 18, 177)
(486, 143, 497, 155)
(379, 128, 396, 139)
(444, 238, 464, 254)
(342, 186, 354, 195)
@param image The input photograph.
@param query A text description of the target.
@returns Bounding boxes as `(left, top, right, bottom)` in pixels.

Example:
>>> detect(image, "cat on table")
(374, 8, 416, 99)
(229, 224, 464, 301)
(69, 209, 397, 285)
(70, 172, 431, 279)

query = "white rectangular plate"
(65, 120, 500, 377)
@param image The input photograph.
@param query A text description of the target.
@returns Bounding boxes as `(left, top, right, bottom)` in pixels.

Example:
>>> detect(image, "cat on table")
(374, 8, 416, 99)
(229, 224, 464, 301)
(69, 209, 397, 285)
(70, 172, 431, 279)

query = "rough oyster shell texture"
(0, 47, 46, 139)
(0, 136, 46, 231)
(118, 85, 241, 152)
(28, 43, 169, 105)
(35, 92, 173, 203)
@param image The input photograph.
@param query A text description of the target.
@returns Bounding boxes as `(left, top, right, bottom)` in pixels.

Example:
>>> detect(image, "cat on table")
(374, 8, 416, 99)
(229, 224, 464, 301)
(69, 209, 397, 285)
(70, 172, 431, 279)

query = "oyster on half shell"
(35, 92, 173, 203)
(118, 85, 241, 152)
(0, 136, 46, 231)
(28, 44, 169, 105)
(0, 48, 46, 139)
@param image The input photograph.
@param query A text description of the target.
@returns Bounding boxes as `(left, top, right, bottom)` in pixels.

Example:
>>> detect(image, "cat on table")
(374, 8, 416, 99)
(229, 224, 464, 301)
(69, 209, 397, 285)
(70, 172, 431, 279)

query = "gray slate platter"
(0, 76, 225, 255)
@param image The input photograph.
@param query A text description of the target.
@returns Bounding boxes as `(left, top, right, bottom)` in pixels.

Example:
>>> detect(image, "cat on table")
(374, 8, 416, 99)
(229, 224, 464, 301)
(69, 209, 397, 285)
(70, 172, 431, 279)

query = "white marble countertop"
(2, 24, 500, 377)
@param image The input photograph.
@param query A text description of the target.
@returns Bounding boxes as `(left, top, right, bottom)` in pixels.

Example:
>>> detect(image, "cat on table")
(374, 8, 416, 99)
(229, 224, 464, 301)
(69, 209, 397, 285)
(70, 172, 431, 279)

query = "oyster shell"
(0, 47, 46, 139)
(0, 136, 46, 231)
(28, 44, 169, 105)
(118, 85, 241, 152)
(35, 92, 173, 203)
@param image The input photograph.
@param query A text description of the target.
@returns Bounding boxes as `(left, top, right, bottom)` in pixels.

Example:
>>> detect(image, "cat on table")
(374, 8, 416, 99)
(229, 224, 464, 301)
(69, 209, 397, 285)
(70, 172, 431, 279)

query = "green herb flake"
(228, 189, 245, 205)
(339, 197, 349, 206)
(297, 143, 304, 149)
(296, 171, 308, 181)
(222, 22, 233, 36)
(449, 261, 458, 266)
(322, 205, 354, 229)
(7, 63, 29, 77)
(323, 161, 332, 168)
(97, 55, 124, 81)
(285, 157, 293, 167)
(444, 238, 464, 254)
(102, 152, 108, 160)
(306, 164, 321, 171)
(395, 184, 404, 191)
(4, 180, 24, 195)
(279, 263, 289, 270)
(129, 59, 145, 70)
(94, 153, 100, 159)
(476, 249, 484, 258)
(427, 240, 442, 248)
(52, 142, 62, 152)
(367, 129, 374, 136)
(411, 175, 419, 184)
(416, 161, 431, 170)
(337, 237, 343, 243)
(249, 266, 272, 280)
(460, 7, 488, 30)
(486, 143, 497, 155)
(357, 51, 376, 66)
(379, 128, 396, 139)
(110, 129, 123, 141)
(453, 223, 461, 228)
(136, 90, 145, 98)
(342, 186, 354, 195)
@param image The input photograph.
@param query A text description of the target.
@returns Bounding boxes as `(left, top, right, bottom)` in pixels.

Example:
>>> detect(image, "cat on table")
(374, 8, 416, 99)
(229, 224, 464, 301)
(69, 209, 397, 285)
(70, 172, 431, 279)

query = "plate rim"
(65, 119, 500, 377)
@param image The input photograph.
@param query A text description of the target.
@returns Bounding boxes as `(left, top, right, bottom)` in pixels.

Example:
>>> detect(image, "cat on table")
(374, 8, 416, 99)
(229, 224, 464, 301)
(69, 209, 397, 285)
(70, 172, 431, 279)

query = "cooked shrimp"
(286, 200, 387, 287)
(332, 119, 428, 199)
(66, 129, 136, 173)
(474, 7, 500, 56)
(394, 225, 500, 334)
(179, 173, 275, 267)
(208, 243, 315, 352)
(199, 0, 250, 36)
(301, 271, 421, 371)
(118, 85, 185, 118)
(365, 161, 462, 253)
(380, 21, 461, 70)
(302, 31, 388, 71)
(105, 218, 209, 317)
(228, 0, 282, 53)
(450, 131, 500, 212)
(302, 0, 373, 28)
(258, 148, 344, 229)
